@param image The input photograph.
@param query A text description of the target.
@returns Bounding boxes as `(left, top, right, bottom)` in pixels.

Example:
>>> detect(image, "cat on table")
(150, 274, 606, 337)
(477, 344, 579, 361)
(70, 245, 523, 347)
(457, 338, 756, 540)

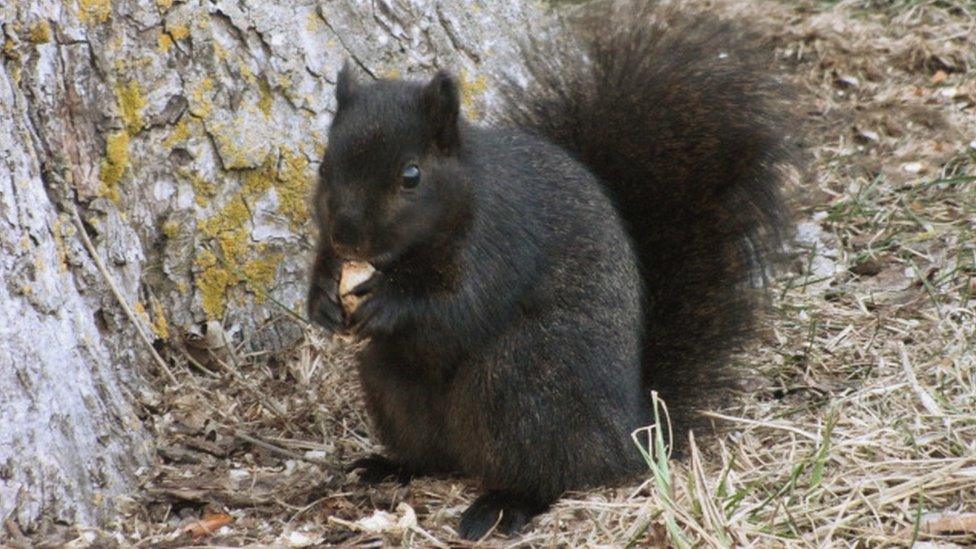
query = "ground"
(17, 0, 976, 546)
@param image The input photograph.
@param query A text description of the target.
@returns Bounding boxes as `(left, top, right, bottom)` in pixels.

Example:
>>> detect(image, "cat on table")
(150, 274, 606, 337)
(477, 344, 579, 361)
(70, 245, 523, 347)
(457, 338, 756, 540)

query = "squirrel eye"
(401, 164, 421, 189)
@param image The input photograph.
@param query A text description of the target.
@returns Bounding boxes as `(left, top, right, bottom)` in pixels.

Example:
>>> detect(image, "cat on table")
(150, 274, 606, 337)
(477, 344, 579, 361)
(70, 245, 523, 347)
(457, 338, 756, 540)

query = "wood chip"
(182, 512, 234, 540)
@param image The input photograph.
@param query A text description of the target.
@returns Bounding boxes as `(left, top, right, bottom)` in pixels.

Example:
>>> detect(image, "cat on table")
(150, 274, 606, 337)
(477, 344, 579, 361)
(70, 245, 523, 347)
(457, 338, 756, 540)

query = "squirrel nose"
(331, 217, 365, 259)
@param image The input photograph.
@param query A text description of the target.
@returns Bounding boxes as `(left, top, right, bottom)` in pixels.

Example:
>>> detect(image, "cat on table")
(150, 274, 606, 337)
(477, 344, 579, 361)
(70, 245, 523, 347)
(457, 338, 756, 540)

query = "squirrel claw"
(308, 283, 343, 333)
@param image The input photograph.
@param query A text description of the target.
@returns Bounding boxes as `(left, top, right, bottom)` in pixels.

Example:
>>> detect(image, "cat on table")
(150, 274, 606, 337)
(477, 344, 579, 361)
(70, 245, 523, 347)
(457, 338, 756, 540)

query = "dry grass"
(40, 0, 976, 547)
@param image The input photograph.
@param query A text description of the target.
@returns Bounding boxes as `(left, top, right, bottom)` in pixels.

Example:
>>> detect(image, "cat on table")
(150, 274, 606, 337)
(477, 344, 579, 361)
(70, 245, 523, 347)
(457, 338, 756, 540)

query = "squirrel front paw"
(345, 276, 405, 338)
(347, 454, 413, 484)
(307, 271, 343, 333)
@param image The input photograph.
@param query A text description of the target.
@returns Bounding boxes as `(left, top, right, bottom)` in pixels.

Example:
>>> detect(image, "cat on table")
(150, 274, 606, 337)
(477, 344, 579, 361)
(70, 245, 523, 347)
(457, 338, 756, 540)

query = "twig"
(699, 411, 820, 441)
(179, 350, 221, 379)
(233, 430, 308, 462)
(70, 206, 178, 385)
(896, 343, 944, 416)
(232, 430, 336, 468)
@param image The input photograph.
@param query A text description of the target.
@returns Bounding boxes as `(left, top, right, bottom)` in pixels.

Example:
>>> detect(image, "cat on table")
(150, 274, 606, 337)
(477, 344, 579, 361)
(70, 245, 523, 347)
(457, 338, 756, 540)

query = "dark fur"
(501, 2, 793, 437)
(307, 3, 791, 540)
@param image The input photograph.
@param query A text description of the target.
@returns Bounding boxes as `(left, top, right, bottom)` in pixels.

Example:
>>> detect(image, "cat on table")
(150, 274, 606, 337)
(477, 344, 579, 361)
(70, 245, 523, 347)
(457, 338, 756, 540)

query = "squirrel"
(306, 1, 792, 540)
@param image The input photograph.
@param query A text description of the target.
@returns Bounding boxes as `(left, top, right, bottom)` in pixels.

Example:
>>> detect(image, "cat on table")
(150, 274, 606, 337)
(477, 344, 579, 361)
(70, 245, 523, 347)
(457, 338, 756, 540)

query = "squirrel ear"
(422, 70, 461, 151)
(336, 61, 359, 111)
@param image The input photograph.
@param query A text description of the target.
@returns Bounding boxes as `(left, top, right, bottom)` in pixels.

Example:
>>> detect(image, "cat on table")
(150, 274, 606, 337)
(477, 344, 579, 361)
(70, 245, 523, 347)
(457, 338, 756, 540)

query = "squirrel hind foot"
(458, 491, 550, 540)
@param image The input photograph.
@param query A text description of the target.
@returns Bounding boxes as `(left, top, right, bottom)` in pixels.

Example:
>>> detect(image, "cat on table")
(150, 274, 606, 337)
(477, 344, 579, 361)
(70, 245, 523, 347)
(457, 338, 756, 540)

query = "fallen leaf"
(277, 530, 324, 547)
(901, 512, 976, 539)
(395, 502, 418, 530)
(182, 512, 233, 540)
(355, 509, 398, 533)
(849, 256, 883, 276)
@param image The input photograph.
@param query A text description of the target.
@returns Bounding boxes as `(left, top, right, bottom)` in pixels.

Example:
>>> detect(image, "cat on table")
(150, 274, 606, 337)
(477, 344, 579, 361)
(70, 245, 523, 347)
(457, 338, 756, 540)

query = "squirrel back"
(500, 3, 792, 435)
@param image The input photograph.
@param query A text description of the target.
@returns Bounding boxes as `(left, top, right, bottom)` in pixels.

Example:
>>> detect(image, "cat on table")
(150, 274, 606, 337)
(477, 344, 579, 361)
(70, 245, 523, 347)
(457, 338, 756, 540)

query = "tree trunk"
(0, 0, 544, 532)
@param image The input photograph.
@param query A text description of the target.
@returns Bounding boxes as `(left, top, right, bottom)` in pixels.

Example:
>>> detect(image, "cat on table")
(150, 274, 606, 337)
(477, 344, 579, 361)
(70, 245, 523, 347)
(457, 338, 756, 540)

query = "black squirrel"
(307, 1, 792, 540)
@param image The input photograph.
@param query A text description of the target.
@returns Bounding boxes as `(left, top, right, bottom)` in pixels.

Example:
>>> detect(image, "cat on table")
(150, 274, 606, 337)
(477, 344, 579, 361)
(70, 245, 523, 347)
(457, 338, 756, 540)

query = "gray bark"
(0, 0, 545, 532)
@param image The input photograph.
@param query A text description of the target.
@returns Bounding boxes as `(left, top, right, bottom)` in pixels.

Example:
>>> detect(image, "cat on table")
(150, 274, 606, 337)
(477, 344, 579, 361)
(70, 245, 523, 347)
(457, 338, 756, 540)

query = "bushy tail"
(501, 1, 793, 436)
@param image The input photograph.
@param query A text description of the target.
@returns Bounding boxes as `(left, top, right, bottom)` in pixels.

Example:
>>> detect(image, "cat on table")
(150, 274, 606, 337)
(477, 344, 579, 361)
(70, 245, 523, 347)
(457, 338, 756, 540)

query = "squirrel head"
(315, 62, 472, 269)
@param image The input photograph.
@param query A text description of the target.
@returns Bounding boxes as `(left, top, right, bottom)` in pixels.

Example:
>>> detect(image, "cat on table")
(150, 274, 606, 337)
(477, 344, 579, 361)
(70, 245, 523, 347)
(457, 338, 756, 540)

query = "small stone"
(849, 257, 883, 276)
(901, 162, 923, 174)
(835, 74, 860, 88)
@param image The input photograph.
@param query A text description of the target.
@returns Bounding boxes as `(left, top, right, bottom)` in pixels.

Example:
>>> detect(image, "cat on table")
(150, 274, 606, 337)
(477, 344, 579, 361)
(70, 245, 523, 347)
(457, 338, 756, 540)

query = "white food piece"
(338, 261, 377, 315)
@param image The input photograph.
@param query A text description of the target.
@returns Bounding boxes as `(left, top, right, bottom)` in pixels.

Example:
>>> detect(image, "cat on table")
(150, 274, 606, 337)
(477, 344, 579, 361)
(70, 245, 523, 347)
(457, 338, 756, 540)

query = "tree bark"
(0, 0, 544, 532)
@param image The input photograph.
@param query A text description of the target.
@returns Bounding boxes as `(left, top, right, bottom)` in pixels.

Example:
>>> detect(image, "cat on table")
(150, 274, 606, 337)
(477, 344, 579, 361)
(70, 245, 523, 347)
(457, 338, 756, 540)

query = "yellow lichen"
(460, 70, 489, 120)
(78, 0, 111, 24)
(157, 31, 173, 53)
(194, 250, 235, 319)
(94, 79, 144, 202)
(156, 0, 173, 10)
(162, 220, 180, 239)
(28, 21, 52, 44)
(194, 194, 283, 318)
(163, 118, 190, 148)
(98, 130, 130, 203)
(115, 80, 146, 134)
(133, 301, 149, 320)
(192, 155, 293, 317)
(238, 61, 254, 82)
(212, 41, 228, 62)
(210, 121, 269, 169)
(201, 198, 253, 280)
(305, 12, 323, 31)
(168, 23, 190, 41)
(3, 36, 21, 63)
(242, 156, 276, 196)
(189, 77, 214, 118)
(241, 253, 282, 301)
(149, 297, 170, 339)
(179, 169, 217, 206)
(275, 148, 312, 227)
(9, 65, 22, 86)
(186, 141, 307, 319)
(257, 78, 272, 117)
(108, 33, 123, 53)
